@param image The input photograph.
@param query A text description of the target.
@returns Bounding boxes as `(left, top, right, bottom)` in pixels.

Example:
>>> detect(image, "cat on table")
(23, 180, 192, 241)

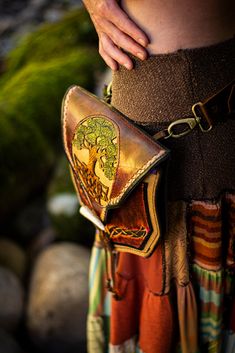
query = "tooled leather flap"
(62, 85, 169, 220)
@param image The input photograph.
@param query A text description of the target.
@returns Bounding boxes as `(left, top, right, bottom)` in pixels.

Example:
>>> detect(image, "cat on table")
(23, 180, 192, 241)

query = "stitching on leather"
(63, 86, 77, 167)
(110, 151, 165, 205)
(63, 86, 166, 207)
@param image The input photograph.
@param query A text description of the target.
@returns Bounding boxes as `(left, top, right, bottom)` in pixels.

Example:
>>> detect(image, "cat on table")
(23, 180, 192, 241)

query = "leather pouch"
(61, 86, 170, 257)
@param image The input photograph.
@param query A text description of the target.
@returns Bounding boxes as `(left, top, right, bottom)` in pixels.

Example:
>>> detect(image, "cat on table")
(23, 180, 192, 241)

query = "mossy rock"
(0, 8, 104, 222)
(0, 238, 27, 280)
(0, 48, 104, 145)
(0, 107, 54, 219)
(4, 8, 98, 75)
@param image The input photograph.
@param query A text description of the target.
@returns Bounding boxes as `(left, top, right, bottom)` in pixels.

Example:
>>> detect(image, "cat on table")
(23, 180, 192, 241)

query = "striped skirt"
(87, 193, 235, 353)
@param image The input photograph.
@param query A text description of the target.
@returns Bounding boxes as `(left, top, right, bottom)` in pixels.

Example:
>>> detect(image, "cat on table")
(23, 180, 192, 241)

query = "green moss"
(0, 47, 104, 146)
(5, 8, 98, 74)
(0, 106, 55, 218)
(0, 7, 105, 221)
(0, 46, 104, 218)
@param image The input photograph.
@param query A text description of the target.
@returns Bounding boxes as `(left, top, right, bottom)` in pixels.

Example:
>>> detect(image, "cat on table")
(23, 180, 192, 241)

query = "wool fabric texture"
(112, 37, 235, 201)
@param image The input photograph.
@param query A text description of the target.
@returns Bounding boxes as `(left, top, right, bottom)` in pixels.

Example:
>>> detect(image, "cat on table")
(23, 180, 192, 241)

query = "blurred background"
(0, 1, 108, 352)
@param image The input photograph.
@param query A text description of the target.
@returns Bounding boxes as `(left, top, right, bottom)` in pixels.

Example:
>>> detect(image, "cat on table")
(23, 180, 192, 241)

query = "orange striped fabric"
(87, 192, 235, 353)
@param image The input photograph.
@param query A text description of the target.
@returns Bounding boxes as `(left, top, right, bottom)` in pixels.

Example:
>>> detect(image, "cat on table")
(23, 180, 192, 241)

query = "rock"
(0, 238, 26, 280)
(5, 9, 100, 74)
(28, 227, 56, 259)
(0, 267, 24, 332)
(0, 17, 15, 34)
(47, 156, 95, 246)
(47, 192, 95, 245)
(43, 8, 64, 23)
(0, 0, 29, 17)
(0, 1, 83, 58)
(48, 193, 79, 217)
(27, 243, 90, 353)
(0, 329, 22, 353)
(15, 197, 50, 243)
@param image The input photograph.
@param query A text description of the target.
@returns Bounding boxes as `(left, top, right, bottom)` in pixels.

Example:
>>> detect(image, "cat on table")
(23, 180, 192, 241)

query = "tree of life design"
(72, 117, 118, 204)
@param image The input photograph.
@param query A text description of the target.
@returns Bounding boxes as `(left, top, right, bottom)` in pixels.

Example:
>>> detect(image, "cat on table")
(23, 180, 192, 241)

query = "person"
(82, 1, 235, 352)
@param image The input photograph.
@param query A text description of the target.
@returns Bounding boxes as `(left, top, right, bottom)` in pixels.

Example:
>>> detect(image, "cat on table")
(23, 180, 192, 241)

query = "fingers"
(99, 50, 119, 71)
(108, 4, 149, 48)
(96, 15, 148, 70)
(101, 18, 148, 60)
(96, 1, 149, 47)
(83, 0, 150, 70)
(99, 33, 133, 70)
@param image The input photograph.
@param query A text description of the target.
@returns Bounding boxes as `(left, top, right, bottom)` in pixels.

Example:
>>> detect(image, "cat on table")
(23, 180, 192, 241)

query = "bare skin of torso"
(121, 0, 235, 54)
(83, 0, 235, 69)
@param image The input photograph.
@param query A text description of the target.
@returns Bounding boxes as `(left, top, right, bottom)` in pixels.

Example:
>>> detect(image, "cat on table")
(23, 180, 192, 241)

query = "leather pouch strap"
(153, 79, 235, 140)
(193, 79, 235, 128)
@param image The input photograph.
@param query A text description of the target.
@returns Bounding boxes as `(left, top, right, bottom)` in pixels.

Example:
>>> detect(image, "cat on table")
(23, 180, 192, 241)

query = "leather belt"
(153, 79, 235, 140)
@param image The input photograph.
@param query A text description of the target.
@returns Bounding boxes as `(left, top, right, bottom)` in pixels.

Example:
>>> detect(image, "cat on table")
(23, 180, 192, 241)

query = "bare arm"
(82, 0, 149, 70)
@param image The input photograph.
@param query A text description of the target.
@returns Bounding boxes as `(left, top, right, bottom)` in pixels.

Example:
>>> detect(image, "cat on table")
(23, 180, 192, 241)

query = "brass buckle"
(165, 117, 200, 139)
(192, 102, 213, 132)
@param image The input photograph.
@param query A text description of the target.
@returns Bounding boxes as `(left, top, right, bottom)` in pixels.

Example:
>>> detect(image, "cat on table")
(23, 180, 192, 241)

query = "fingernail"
(137, 52, 146, 60)
(124, 63, 132, 70)
(138, 38, 148, 47)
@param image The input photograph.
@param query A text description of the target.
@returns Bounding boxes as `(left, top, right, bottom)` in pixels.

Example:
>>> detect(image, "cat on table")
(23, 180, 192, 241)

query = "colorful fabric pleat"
(87, 192, 235, 353)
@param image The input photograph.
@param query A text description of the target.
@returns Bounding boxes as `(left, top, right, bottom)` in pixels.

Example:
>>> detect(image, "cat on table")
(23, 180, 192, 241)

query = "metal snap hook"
(165, 117, 200, 139)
